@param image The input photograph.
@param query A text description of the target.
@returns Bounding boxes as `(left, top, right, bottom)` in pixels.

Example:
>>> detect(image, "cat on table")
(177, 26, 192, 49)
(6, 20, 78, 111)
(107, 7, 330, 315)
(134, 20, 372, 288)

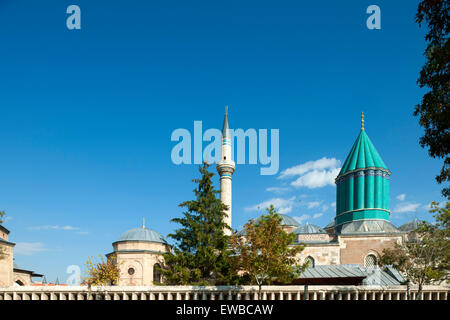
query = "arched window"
(364, 254, 378, 268)
(305, 256, 315, 268)
(153, 263, 162, 284)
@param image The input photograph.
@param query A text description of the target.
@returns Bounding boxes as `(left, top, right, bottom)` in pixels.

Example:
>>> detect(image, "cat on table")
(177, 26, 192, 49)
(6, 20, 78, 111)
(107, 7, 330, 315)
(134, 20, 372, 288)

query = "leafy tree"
(380, 202, 449, 299)
(414, 0, 450, 198)
(160, 162, 235, 285)
(229, 205, 307, 299)
(84, 254, 121, 286)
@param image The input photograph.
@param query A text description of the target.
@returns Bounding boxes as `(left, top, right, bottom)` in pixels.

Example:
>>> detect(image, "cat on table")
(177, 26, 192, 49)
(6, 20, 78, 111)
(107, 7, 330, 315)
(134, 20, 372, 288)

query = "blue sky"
(0, 0, 446, 282)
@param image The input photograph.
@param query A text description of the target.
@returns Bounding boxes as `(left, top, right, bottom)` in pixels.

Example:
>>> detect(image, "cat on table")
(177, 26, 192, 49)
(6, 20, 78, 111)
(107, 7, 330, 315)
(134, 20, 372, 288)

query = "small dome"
(398, 218, 420, 232)
(294, 223, 327, 234)
(118, 227, 167, 244)
(256, 214, 300, 227)
(279, 214, 301, 227)
(324, 220, 335, 229)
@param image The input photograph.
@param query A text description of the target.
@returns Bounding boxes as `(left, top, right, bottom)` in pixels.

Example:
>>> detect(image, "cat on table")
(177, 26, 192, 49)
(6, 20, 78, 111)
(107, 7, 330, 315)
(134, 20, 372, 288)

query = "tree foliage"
(229, 205, 306, 298)
(84, 254, 121, 286)
(160, 162, 235, 285)
(380, 201, 449, 299)
(415, 0, 450, 198)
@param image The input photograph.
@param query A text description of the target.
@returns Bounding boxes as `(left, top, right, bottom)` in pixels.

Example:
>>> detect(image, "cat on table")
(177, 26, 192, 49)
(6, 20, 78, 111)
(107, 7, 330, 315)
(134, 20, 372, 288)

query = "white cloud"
(14, 242, 47, 256)
(331, 202, 336, 208)
(28, 225, 88, 235)
(306, 201, 321, 209)
(265, 187, 290, 195)
(396, 194, 406, 201)
(29, 225, 79, 231)
(393, 202, 421, 213)
(278, 157, 341, 189)
(322, 205, 329, 212)
(293, 214, 310, 223)
(312, 213, 323, 219)
(245, 196, 296, 214)
(291, 168, 341, 189)
(279, 157, 341, 179)
(28, 225, 80, 231)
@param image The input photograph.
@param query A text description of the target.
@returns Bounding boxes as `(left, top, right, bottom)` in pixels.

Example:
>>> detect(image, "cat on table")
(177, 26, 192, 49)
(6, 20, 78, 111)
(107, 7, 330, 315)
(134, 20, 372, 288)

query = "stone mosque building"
(104, 110, 414, 286)
(0, 110, 418, 286)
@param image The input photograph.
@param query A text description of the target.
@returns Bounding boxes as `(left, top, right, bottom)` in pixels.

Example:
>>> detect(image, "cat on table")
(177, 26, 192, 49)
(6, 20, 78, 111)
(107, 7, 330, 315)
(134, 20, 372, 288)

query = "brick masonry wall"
(338, 235, 403, 265)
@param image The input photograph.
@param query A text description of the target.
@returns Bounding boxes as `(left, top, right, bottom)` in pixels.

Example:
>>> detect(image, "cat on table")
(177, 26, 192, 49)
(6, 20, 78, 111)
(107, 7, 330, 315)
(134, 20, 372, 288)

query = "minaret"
(216, 106, 235, 235)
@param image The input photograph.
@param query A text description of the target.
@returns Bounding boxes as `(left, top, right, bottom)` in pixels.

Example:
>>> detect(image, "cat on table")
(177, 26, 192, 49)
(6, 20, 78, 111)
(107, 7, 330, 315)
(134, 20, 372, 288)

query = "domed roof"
(335, 220, 400, 235)
(279, 214, 301, 227)
(118, 227, 167, 244)
(294, 223, 327, 234)
(324, 220, 335, 229)
(254, 213, 300, 227)
(398, 218, 420, 232)
(338, 129, 388, 176)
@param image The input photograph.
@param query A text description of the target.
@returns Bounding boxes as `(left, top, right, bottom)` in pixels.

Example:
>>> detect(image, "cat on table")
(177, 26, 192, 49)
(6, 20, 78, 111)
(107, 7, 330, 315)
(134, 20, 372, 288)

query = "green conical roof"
(338, 129, 388, 176)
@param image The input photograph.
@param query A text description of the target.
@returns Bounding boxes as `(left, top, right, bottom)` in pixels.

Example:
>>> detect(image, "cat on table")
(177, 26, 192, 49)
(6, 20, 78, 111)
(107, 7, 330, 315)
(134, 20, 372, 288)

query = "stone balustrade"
(0, 285, 448, 300)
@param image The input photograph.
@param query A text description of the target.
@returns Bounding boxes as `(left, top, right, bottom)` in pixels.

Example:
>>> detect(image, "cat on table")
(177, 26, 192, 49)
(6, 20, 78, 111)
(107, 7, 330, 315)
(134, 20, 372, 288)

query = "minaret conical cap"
(222, 105, 230, 137)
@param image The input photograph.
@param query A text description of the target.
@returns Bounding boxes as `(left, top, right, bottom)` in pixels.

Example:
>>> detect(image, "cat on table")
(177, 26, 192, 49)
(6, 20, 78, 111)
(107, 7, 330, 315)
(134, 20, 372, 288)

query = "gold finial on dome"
(361, 112, 365, 130)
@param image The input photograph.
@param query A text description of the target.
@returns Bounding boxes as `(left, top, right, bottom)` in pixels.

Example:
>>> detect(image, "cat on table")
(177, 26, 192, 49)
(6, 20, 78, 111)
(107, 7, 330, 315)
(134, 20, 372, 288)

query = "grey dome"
(324, 220, 335, 229)
(279, 214, 301, 227)
(118, 227, 167, 244)
(398, 218, 420, 232)
(294, 223, 327, 234)
(335, 220, 400, 235)
(255, 214, 300, 227)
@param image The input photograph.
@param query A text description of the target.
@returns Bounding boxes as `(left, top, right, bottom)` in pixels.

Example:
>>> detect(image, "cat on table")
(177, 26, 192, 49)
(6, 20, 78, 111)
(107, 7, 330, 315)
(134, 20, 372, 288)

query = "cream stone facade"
(107, 221, 170, 286)
(0, 225, 43, 287)
(0, 226, 14, 287)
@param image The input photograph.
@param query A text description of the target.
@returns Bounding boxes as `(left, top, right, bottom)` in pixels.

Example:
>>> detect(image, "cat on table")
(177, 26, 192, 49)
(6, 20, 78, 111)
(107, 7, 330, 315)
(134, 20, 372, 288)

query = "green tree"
(414, 0, 450, 198)
(160, 162, 234, 285)
(380, 202, 449, 299)
(229, 205, 307, 299)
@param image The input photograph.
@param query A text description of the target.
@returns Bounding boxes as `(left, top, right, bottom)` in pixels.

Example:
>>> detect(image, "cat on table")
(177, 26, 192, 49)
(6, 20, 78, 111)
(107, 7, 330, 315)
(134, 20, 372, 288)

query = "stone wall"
(0, 243, 13, 287)
(297, 244, 340, 265)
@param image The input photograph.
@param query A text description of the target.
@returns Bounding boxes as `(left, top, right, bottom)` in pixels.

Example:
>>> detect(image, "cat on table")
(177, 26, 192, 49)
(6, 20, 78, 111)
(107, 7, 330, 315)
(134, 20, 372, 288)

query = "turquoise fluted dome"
(118, 227, 167, 244)
(334, 115, 393, 231)
(339, 130, 388, 175)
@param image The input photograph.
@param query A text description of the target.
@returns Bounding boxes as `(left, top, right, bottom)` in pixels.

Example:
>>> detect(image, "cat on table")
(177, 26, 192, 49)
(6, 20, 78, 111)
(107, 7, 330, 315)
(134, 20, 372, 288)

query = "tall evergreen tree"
(161, 162, 234, 285)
